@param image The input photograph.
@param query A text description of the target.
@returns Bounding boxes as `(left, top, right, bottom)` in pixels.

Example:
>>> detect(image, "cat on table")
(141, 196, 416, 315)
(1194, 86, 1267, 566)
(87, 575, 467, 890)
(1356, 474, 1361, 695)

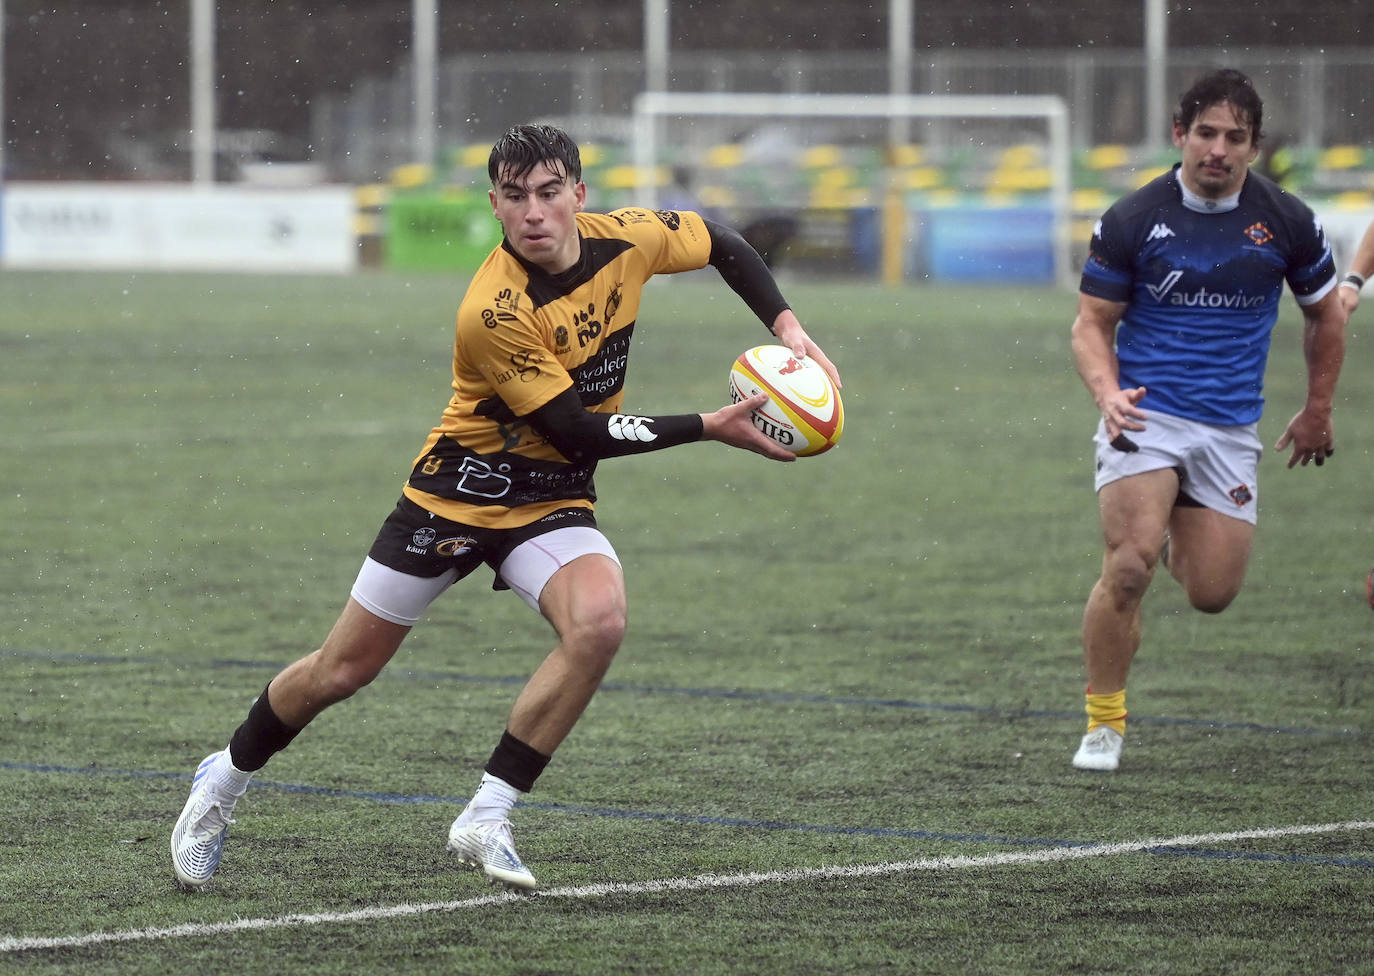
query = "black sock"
(483, 730, 551, 793)
(227, 683, 303, 772)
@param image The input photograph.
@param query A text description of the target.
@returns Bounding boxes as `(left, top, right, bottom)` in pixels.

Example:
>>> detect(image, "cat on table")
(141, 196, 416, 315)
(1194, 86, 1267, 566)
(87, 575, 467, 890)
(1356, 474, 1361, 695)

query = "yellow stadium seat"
(457, 144, 489, 168)
(1332, 191, 1374, 210)
(1084, 144, 1130, 170)
(801, 145, 844, 169)
(887, 144, 925, 167)
(813, 166, 855, 189)
(602, 164, 670, 189)
(997, 143, 1042, 169)
(703, 144, 744, 169)
(901, 167, 944, 190)
(1319, 145, 1365, 170)
(390, 163, 433, 188)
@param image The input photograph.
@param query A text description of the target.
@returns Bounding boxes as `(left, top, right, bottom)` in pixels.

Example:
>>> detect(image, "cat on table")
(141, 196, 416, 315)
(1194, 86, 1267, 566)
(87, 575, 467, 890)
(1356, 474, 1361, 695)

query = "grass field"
(1, 268, 1372, 974)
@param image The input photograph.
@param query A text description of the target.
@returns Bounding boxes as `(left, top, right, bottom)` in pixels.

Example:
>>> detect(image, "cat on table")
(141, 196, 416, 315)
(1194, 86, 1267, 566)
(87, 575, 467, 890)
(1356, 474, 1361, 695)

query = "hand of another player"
(1275, 407, 1336, 468)
(1338, 287, 1361, 318)
(771, 310, 842, 390)
(701, 393, 797, 462)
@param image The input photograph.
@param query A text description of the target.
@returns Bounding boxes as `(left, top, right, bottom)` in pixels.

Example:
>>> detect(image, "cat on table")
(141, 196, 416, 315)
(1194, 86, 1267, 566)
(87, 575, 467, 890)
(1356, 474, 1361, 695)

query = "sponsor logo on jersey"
(1145, 269, 1185, 302)
(1144, 269, 1265, 309)
(481, 288, 523, 330)
(1146, 222, 1176, 241)
(493, 349, 542, 385)
(455, 457, 513, 499)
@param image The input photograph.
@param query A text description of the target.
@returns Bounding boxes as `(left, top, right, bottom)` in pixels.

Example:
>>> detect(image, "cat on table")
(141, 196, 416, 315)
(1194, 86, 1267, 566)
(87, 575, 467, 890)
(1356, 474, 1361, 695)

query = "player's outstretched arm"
(701, 393, 797, 462)
(526, 387, 792, 463)
(702, 219, 842, 390)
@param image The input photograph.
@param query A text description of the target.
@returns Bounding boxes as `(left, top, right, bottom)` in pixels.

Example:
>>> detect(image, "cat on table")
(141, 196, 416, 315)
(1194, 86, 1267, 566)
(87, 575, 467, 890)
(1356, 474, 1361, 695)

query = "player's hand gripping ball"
(729, 344, 844, 457)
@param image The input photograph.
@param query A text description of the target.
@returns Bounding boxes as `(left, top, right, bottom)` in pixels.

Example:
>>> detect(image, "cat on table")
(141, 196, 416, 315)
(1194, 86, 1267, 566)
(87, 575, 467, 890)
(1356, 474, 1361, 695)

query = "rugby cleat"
(1072, 725, 1124, 771)
(447, 818, 537, 891)
(171, 752, 239, 888)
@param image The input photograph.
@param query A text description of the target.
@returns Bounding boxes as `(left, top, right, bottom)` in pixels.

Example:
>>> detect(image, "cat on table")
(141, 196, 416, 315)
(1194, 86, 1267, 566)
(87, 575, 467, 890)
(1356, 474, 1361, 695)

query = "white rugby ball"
(729, 344, 844, 457)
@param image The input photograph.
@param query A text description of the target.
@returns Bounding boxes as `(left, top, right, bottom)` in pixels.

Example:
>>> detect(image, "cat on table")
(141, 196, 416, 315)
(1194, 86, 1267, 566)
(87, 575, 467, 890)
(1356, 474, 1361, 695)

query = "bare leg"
(268, 598, 412, 728)
(1082, 469, 1178, 694)
(505, 553, 627, 754)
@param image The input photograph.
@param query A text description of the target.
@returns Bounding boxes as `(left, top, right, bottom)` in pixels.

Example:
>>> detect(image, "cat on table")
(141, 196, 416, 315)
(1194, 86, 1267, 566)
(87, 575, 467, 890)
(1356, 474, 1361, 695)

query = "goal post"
(630, 91, 1074, 288)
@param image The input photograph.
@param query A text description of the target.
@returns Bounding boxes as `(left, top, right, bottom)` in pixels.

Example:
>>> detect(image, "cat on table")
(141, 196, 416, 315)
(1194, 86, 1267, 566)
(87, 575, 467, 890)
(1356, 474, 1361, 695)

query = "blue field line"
(4, 648, 1364, 738)
(3, 759, 1372, 870)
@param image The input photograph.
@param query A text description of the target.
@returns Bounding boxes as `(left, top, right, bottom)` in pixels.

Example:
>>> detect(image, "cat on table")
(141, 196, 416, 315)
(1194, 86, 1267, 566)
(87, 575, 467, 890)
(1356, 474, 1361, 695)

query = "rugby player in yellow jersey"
(172, 123, 842, 891)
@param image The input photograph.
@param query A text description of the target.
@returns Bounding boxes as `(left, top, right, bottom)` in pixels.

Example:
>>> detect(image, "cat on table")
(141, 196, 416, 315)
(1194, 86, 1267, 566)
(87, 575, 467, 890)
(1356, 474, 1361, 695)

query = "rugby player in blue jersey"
(1069, 69, 1346, 771)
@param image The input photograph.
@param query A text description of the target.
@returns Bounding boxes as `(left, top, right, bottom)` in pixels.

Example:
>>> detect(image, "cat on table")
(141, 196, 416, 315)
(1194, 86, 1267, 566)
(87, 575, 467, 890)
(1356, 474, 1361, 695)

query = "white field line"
(3, 819, 1371, 954)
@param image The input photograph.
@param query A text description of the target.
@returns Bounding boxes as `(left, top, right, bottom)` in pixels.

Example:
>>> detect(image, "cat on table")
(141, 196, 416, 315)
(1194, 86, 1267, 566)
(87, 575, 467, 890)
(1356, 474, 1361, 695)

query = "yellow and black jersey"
(403, 207, 713, 529)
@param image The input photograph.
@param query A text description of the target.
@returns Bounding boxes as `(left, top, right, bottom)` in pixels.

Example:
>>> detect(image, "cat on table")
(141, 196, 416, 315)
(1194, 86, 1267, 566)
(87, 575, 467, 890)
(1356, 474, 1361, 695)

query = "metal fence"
(308, 47, 1374, 186)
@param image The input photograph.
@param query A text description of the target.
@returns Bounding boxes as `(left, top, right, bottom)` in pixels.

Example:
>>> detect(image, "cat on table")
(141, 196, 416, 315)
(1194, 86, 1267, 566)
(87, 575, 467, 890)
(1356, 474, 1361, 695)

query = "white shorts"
(1092, 410, 1261, 525)
(350, 526, 620, 625)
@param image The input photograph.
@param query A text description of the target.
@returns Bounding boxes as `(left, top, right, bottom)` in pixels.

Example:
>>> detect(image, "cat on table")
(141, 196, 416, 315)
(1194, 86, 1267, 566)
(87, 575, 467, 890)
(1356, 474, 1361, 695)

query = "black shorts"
(367, 496, 598, 591)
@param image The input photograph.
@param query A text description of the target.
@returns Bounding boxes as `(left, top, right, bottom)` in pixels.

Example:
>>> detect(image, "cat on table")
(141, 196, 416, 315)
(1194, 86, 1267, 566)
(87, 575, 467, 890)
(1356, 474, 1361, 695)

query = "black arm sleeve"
(525, 386, 705, 463)
(703, 218, 790, 333)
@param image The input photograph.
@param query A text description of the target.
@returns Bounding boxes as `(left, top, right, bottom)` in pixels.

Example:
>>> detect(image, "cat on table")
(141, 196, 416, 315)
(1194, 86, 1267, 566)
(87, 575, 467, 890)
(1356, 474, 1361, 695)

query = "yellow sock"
(1084, 689, 1127, 736)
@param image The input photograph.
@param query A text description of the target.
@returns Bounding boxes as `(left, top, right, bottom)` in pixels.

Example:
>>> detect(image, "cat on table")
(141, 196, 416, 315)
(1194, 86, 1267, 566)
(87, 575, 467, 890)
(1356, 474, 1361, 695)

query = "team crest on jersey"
(653, 210, 681, 230)
(1229, 484, 1254, 507)
(554, 324, 571, 350)
(1244, 222, 1273, 246)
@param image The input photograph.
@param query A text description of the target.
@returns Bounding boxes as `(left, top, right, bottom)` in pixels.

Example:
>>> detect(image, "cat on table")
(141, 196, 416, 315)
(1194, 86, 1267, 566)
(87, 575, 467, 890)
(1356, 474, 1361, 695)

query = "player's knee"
(1185, 583, 1240, 614)
(1102, 549, 1154, 607)
(562, 600, 627, 674)
(314, 653, 386, 705)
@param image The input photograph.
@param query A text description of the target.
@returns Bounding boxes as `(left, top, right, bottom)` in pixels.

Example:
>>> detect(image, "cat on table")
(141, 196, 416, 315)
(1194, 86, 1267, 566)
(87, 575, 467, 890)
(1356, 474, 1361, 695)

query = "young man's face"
(1173, 100, 1259, 200)
(489, 160, 586, 273)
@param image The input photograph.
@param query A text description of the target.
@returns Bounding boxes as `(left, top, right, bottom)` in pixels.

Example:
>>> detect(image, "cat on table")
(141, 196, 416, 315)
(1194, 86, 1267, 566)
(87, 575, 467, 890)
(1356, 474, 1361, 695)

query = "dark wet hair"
(487, 123, 582, 186)
(1174, 68, 1264, 146)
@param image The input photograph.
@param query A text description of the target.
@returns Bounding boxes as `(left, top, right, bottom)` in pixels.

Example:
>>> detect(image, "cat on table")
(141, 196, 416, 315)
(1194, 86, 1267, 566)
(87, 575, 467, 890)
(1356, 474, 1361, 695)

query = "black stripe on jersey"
(569, 323, 633, 406)
(408, 437, 599, 509)
(503, 236, 636, 309)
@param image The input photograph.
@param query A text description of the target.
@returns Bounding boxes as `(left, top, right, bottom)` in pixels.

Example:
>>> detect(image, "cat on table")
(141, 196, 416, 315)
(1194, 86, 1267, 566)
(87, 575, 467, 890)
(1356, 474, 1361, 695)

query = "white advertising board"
(1, 183, 357, 273)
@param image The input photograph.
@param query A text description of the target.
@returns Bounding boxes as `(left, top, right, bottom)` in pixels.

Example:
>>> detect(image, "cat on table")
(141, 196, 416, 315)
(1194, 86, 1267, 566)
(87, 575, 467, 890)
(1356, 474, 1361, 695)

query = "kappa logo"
(1146, 222, 1176, 242)
(608, 414, 657, 442)
(1145, 269, 1185, 302)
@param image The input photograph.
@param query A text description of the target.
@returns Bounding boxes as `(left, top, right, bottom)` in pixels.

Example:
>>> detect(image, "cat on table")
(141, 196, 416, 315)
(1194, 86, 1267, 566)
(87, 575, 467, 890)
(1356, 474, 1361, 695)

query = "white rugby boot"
(171, 751, 243, 888)
(1072, 726, 1124, 771)
(447, 818, 537, 891)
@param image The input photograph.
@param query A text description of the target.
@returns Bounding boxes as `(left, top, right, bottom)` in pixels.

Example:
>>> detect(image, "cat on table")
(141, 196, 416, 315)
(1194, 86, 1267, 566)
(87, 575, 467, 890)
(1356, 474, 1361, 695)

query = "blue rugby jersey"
(1080, 166, 1335, 426)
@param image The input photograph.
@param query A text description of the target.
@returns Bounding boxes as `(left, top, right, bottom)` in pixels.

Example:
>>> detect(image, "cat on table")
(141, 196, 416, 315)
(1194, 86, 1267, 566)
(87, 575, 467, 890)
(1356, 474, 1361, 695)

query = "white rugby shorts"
(351, 526, 620, 624)
(1092, 409, 1261, 524)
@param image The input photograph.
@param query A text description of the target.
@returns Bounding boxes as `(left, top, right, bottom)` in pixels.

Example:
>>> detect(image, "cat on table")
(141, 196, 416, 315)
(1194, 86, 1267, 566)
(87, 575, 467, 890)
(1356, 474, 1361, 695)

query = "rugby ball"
(729, 344, 844, 456)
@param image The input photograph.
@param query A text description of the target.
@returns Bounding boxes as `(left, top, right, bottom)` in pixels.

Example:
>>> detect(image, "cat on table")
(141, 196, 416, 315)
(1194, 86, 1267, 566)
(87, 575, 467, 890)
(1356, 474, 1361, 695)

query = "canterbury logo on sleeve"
(607, 414, 658, 442)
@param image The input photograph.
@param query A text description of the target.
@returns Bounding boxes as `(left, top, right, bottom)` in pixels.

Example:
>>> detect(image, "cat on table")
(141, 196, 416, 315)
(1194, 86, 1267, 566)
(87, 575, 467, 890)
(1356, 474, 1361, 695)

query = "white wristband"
(1341, 272, 1365, 292)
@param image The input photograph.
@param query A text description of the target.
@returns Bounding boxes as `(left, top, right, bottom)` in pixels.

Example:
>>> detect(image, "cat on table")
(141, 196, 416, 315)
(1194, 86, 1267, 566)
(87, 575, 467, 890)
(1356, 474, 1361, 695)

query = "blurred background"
(4, 0, 1374, 281)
